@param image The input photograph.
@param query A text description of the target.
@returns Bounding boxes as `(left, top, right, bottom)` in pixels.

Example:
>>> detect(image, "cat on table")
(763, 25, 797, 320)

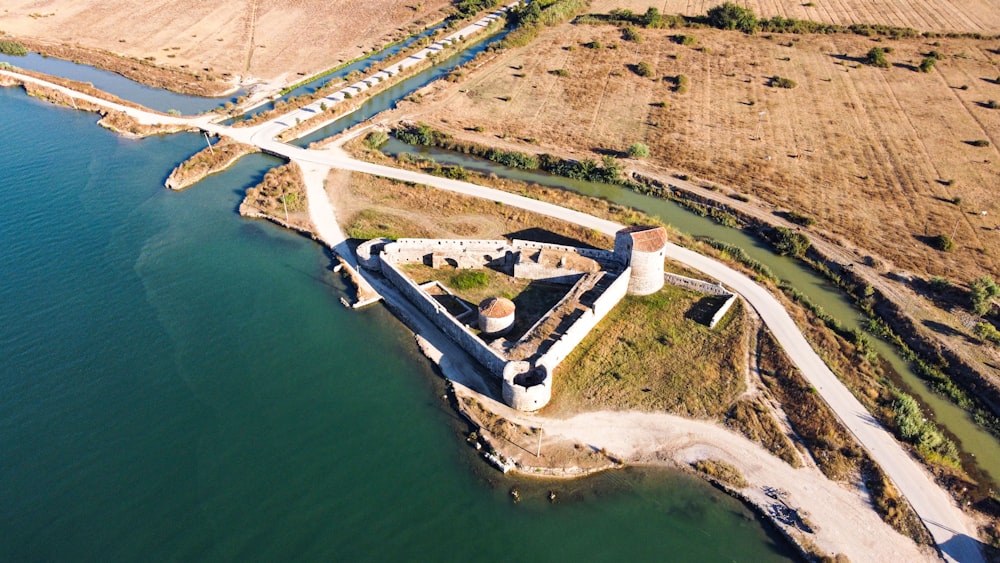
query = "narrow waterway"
(241, 23, 448, 119)
(290, 31, 507, 148)
(0, 52, 241, 114)
(380, 138, 1000, 484)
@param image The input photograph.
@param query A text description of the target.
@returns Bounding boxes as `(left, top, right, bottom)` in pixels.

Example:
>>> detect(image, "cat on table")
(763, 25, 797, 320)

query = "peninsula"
(1, 0, 997, 561)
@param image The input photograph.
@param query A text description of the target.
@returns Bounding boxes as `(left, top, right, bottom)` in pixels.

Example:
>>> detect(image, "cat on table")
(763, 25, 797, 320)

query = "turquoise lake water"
(0, 88, 795, 560)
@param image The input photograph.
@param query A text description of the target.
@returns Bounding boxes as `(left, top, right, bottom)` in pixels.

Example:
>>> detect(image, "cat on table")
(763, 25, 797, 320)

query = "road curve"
(5, 68, 983, 563)
(282, 144, 983, 563)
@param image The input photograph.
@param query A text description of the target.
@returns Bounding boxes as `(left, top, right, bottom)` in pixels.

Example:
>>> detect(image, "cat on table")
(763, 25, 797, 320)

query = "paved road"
(288, 144, 984, 563)
(4, 65, 984, 563)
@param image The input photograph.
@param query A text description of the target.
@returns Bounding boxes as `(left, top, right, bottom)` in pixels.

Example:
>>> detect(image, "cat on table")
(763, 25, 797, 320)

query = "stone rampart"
(663, 273, 736, 328)
(511, 240, 616, 264)
(379, 257, 507, 376)
(709, 294, 739, 329)
(592, 267, 632, 318)
(537, 268, 631, 372)
(664, 273, 732, 296)
(512, 262, 585, 284)
(383, 238, 511, 268)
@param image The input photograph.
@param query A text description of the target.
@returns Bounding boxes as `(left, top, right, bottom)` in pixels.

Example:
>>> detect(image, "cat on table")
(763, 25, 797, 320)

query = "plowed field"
(0, 0, 451, 85)
(407, 23, 1000, 281)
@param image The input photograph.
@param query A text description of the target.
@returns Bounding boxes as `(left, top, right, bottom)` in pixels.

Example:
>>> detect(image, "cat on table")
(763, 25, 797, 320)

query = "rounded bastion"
(502, 361, 551, 411)
(478, 296, 515, 336)
(614, 226, 667, 296)
(355, 237, 392, 271)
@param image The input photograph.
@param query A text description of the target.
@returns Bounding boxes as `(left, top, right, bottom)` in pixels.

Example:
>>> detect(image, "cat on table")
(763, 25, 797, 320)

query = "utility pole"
(754, 110, 766, 141)
(282, 196, 289, 224)
(204, 132, 215, 155)
(536, 428, 543, 457)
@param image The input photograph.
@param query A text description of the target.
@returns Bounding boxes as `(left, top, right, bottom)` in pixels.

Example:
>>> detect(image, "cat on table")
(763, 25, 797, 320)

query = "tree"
(768, 226, 810, 256)
(641, 7, 663, 28)
(706, 3, 758, 33)
(929, 233, 954, 252)
(363, 130, 389, 149)
(627, 142, 650, 158)
(865, 47, 890, 68)
(969, 275, 999, 316)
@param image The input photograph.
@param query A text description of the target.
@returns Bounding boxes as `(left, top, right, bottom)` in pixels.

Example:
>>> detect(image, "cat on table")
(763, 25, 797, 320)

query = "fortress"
(357, 226, 730, 411)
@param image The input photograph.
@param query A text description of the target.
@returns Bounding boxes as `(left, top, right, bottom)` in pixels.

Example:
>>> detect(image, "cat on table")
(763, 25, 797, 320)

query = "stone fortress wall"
(377, 253, 509, 376)
(534, 267, 632, 372)
(663, 272, 738, 329)
(357, 226, 750, 411)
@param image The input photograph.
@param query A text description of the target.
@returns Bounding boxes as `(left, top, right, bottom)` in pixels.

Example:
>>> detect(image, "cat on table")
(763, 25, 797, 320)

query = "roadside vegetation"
(0, 40, 28, 56)
(239, 162, 311, 231)
(165, 138, 259, 190)
(692, 459, 748, 488)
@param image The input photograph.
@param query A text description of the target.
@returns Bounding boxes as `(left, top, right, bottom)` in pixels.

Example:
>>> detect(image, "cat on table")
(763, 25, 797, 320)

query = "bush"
(634, 61, 653, 77)
(975, 322, 1000, 345)
(673, 34, 697, 46)
(672, 74, 689, 93)
(363, 130, 389, 149)
(627, 142, 650, 158)
(786, 210, 816, 226)
(0, 40, 28, 56)
(969, 276, 1000, 316)
(451, 270, 489, 290)
(766, 226, 810, 256)
(549, 68, 570, 77)
(929, 233, 954, 252)
(770, 75, 797, 88)
(969, 139, 990, 147)
(865, 47, 890, 68)
(706, 2, 758, 33)
(986, 100, 1000, 109)
(929, 276, 951, 293)
(584, 40, 603, 49)
(918, 57, 936, 72)
(622, 26, 643, 42)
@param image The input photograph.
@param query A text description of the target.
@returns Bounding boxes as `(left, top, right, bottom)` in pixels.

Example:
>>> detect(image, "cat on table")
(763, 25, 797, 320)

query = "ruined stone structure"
(614, 225, 668, 296)
(478, 297, 515, 336)
(356, 225, 733, 411)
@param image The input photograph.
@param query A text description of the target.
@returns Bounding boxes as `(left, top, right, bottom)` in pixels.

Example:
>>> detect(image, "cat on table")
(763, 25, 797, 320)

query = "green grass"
(553, 285, 747, 416)
(452, 270, 489, 290)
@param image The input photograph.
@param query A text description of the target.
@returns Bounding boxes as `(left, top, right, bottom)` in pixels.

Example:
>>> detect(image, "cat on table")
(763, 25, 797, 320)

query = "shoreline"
(2, 35, 985, 560)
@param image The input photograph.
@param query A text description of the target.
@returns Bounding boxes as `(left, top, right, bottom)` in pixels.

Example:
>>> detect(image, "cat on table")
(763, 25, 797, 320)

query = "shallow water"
(0, 52, 239, 114)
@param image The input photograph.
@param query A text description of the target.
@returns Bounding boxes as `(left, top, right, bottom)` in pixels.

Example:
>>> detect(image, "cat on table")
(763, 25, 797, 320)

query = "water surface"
(0, 52, 240, 114)
(0, 87, 793, 561)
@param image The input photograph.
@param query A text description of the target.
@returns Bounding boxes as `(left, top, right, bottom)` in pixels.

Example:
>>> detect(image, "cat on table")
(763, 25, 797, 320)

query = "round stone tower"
(614, 225, 667, 295)
(478, 296, 515, 336)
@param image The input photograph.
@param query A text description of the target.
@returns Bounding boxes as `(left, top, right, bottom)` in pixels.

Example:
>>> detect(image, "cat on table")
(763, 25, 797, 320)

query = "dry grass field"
(405, 21, 1000, 282)
(593, 0, 1000, 34)
(0, 0, 451, 85)
(550, 286, 748, 417)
